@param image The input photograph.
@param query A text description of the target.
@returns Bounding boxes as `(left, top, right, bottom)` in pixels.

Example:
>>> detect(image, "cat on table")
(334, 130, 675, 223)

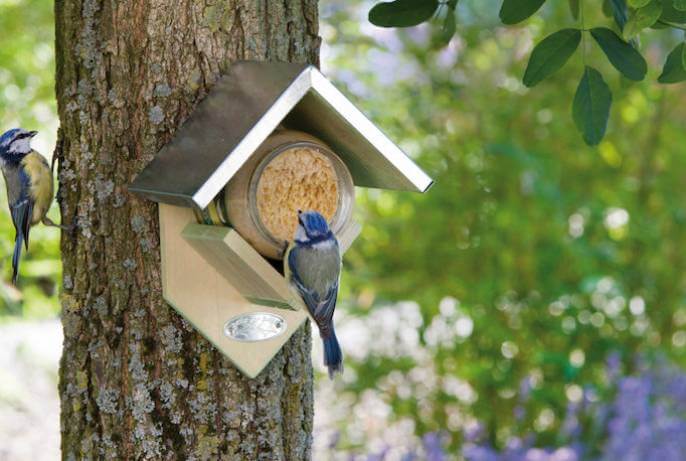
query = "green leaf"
(683, 40, 686, 69)
(499, 0, 546, 25)
(438, 7, 457, 45)
(661, 0, 686, 20)
(624, 1, 663, 39)
(608, 0, 639, 48)
(590, 27, 647, 81)
(369, 0, 439, 28)
(573, 67, 612, 146)
(608, 0, 630, 31)
(523, 29, 581, 87)
(658, 42, 686, 83)
(603, 0, 615, 17)
(569, 0, 580, 19)
(628, 0, 652, 6)
(675, 0, 686, 11)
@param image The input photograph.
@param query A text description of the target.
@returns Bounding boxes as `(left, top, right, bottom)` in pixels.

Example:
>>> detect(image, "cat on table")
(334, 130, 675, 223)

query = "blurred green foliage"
(367, 0, 686, 145)
(0, 0, 60, 319)
(324, 0, 686, 453)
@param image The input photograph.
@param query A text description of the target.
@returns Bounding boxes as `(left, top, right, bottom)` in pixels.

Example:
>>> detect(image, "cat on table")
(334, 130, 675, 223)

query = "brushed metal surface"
(223, 312, 287, 342)
(130, 61, 433, 208)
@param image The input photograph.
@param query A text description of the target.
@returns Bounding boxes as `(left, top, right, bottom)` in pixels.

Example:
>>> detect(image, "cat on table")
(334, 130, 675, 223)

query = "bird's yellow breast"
(21, 151, 53, 224)
(283, 242, 294, 279)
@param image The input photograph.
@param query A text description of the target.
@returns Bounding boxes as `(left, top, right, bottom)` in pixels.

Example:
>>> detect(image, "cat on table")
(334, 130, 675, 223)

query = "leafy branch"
(368, 0, 686, 146)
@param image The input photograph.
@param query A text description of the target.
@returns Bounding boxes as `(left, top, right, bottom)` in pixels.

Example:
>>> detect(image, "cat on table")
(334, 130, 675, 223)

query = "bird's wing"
(287, 247, 320, 313)
(287, 241, 341, 331)
(313, 284, 339, 337)
(9, 169, 33, 249)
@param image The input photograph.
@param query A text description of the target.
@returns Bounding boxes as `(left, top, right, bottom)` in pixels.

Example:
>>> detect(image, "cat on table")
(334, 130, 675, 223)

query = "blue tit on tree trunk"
(285, 210, 343, 379)
(0, 128, 67, 284)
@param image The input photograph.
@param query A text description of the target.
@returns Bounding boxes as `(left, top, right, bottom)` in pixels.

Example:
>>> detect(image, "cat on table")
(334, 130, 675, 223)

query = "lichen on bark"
(54, 1, 320, 459)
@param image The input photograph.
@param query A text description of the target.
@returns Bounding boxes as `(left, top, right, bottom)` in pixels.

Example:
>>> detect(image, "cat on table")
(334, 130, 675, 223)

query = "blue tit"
(285, 210, 343, 379)
(0, 128, 60, 284)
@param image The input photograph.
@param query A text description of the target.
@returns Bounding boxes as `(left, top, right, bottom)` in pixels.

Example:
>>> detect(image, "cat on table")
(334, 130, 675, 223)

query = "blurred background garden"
(2, 0, 686, 459)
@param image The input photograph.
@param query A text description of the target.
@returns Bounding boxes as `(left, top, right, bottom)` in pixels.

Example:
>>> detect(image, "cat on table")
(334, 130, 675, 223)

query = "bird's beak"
(28, 131, 38, 138)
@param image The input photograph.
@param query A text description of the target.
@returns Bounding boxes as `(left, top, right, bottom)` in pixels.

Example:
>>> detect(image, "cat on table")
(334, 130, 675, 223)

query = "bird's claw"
(42, 216, 78, 235)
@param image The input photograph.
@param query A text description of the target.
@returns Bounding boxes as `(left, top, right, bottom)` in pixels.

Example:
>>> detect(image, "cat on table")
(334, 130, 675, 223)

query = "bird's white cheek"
(10, 139, 31, 154)
(312, 239, 336, 250)
(295, 225, 308, 242)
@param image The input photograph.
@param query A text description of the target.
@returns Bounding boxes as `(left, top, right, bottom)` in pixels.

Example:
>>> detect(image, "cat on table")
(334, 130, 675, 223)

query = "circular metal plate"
(223, 312, 287, 342)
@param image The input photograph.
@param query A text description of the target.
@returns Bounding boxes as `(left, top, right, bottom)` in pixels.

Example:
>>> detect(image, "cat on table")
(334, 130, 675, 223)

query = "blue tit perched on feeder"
(285, 210, 343, 379)
(0, 128, 62, 284)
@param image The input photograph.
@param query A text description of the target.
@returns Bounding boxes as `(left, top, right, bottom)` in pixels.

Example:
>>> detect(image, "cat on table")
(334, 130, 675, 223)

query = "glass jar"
(197, 130, 355, 260)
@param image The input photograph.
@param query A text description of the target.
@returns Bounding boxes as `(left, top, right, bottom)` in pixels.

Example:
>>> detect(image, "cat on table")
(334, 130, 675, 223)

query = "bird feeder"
(130, 61, 432, 378)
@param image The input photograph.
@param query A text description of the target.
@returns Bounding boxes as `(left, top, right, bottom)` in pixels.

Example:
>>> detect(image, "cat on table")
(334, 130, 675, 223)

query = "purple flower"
(460, 354, 686, 461)
(605, 352, 622, 380)
(328, 431, 341, 449)
(602, 360, 686, 460)
(561, 402, 580, 439)
(519, 376, 533, 401)
(366, 446, 389, 461)
(514, 405, 526, 422)
(400, 452, 418, 461)
(464, 422, 486, 443)
(463, 444, 500, 461)
(423, 432, 447, 461)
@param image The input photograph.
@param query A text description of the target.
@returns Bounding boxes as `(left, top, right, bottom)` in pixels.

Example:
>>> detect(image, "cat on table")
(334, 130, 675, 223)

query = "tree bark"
(54, 1, 320, 459)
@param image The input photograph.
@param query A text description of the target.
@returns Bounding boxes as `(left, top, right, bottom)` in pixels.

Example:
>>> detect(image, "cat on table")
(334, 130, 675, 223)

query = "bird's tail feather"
(322, 329, 343, 379)
(12, 233, 23, 285)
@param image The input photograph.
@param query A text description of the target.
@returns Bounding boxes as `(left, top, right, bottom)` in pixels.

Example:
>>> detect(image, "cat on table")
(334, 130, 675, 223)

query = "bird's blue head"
(0, 128, 37, 159)
(294, 210, 333, 244)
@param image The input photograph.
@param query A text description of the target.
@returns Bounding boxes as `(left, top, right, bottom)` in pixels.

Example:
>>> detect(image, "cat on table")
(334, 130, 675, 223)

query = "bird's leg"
(42, 216, 77, 234)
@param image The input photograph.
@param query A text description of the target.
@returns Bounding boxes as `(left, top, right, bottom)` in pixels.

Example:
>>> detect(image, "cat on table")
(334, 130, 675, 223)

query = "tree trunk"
(54, 1, 320, 459)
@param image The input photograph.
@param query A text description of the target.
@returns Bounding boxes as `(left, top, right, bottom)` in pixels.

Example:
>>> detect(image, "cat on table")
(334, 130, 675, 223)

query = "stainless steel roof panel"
(129, 61, 432, 208)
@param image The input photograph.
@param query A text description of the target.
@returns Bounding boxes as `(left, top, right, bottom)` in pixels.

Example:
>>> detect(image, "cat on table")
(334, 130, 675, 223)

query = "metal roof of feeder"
(130, 61, 433, 209)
